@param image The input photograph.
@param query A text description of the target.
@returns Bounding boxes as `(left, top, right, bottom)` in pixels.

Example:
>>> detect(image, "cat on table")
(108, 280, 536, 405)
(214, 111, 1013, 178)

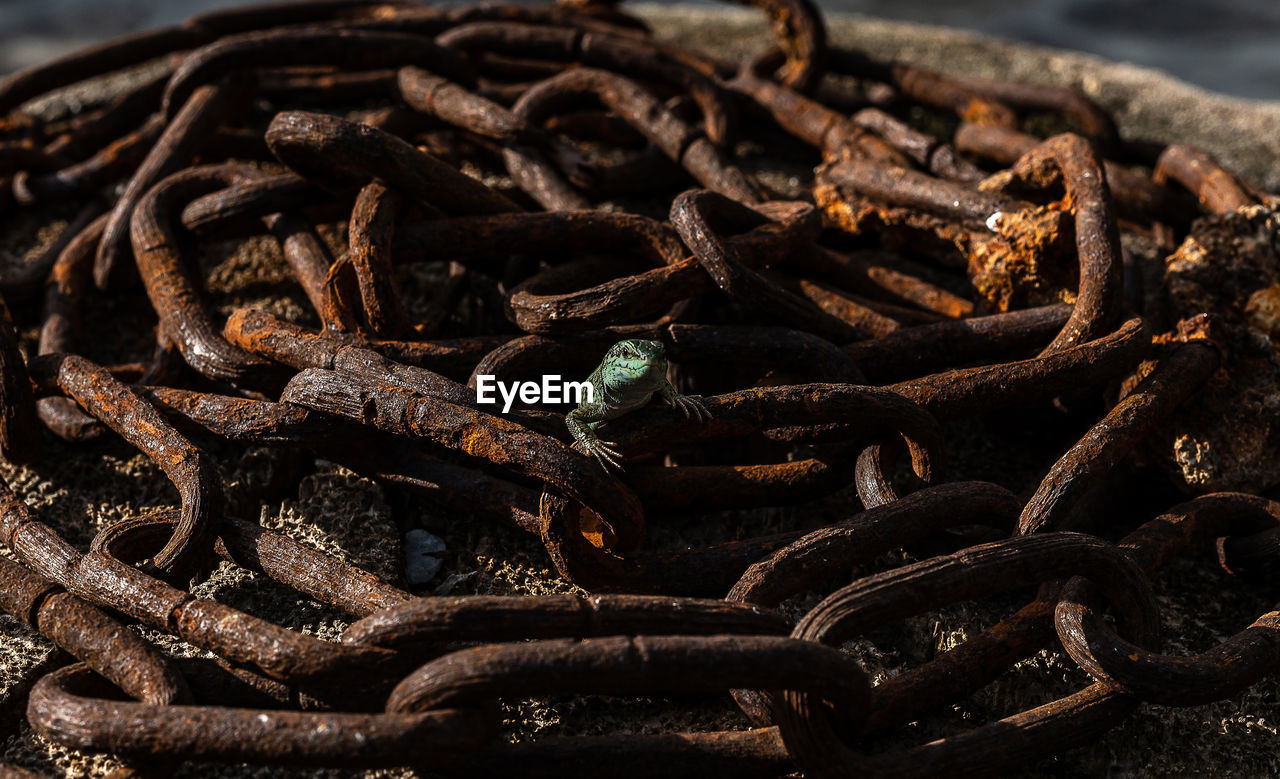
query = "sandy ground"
(2, 6, 1280, 778)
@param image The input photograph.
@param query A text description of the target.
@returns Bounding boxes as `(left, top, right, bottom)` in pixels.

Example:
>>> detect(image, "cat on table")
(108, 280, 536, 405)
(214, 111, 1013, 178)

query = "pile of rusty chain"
(1, 0, 1278, 775)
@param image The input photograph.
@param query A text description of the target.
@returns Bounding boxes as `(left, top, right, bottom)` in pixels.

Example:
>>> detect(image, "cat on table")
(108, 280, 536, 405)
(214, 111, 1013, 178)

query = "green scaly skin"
(566, 339, 711, 471)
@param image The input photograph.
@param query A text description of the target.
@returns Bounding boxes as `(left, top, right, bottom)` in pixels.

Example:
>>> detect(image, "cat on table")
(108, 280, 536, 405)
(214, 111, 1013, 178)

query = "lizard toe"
(594, 448, 623, 472)
(682, 395, 711, 422)
(586, 440, 624, 471)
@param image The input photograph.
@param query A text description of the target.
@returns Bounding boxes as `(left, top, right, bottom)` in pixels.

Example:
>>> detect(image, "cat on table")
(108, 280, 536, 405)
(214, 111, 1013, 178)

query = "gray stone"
(403, 528, 446, 586)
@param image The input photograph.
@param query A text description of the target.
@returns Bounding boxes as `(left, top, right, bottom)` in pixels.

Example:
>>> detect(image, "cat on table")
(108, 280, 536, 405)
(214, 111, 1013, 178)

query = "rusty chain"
(0, 0, 1277, 775)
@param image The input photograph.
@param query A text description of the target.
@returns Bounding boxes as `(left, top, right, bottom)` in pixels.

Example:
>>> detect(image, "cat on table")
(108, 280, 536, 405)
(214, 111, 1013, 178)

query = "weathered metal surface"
(0, 0, 1275, 775)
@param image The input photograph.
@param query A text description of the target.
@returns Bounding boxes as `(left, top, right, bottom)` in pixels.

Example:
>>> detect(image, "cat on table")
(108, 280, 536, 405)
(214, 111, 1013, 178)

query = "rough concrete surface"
(2, 5, 1279, 778)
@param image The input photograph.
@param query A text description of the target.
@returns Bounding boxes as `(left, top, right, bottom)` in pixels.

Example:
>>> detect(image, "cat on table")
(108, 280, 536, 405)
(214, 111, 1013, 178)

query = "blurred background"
(1, 0, 1278, 99)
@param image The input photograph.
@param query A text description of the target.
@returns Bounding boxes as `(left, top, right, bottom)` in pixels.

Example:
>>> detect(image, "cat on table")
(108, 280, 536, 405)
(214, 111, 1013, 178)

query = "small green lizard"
(566, 339, 711, 471)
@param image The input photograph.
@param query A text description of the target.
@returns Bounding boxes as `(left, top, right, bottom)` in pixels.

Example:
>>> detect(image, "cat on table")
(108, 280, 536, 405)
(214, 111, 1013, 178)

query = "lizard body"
(566, 339, 711, 470)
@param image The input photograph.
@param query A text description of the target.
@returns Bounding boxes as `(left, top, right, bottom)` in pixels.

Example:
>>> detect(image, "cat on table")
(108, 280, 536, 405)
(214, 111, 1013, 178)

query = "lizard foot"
(668, 393, 712, 422)
(581, 437, 625, 472)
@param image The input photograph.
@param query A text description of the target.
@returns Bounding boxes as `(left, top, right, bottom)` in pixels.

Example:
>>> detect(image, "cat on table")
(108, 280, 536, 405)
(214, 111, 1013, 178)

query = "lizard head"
(602, 339, 668, 386)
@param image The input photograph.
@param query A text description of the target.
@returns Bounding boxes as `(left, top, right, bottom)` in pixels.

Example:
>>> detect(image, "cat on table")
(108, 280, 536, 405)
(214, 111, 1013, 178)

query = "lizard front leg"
(659, 379, 712, 422)
(566, 406, 625, 471)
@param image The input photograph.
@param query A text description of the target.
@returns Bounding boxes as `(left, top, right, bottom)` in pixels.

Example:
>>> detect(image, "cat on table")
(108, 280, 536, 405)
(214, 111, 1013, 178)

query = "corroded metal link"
(765, 318, 1148, 450)
(0, 480, 399, 688)
(1, 198, 104, 299)
(138, 386, 336, 445)
(256, 66, 402, 105)
(0, 27, 207, 117)
(825, 47, 1017, 126)
(0, 145, 69, 180)
(790, 318, 1148, 501)
(26, 354, 223, 580)
(505, 198, 817, 332)
(391, 210, 688, 267)
(862, 596, 1057, 736)
(29, 664, 492, 768)
(790, 245, 976, 319)
(725, 481, 1021, 722)
(774, 533, 1159, 778)
(436, 22, 735, 144)
(181, 0, 415, 35)
(1019, 333, 1223, 535)
(511, 69, 764, 203)
(842, 303, 1072, 382)
(179, 173, 324, 234)
(948, 72, 1120, 153)
(953, 122, 1200, 228)
(349, 180, 410, 337)
(129, 164, 281, 383)
(37, 71, 169, 159)
(731, 56, 982, 182)
(728, 481, 1020, 608)
(846, 108, 984, 182)
(14, 114, 166, 205)
(828, 48, 1120, 152)
(727, 0, 827, 90)
(993, 133, 1124, 355)
(396, 64, 599, 193)
(625, 458, 850, 511)
(330, 442, 544, 533)
(91, 511, 411, 618)
(729, 62, 907, 166)
(889, 317, 1150, 417)
(264, 109, 523, 214)
(344, 593, 790, 650)
(96, 77, 255, 289)
(672, 191, 861, 342)
(227, 302, 507, 383)
(268, 211, 346, 331)
(1152, 143, 1256, 214)
(0, 556, 190, 705)
(161, 28, 478, 119)
(1056, 493, 1280, 706)
(387, 636, 866, 733)
(820, 155, 1027, 227)
(665, 324, 864, 383)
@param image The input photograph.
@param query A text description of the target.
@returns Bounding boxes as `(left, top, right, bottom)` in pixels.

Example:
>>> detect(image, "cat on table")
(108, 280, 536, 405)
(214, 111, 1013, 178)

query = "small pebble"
(404, 528, 446, 586)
